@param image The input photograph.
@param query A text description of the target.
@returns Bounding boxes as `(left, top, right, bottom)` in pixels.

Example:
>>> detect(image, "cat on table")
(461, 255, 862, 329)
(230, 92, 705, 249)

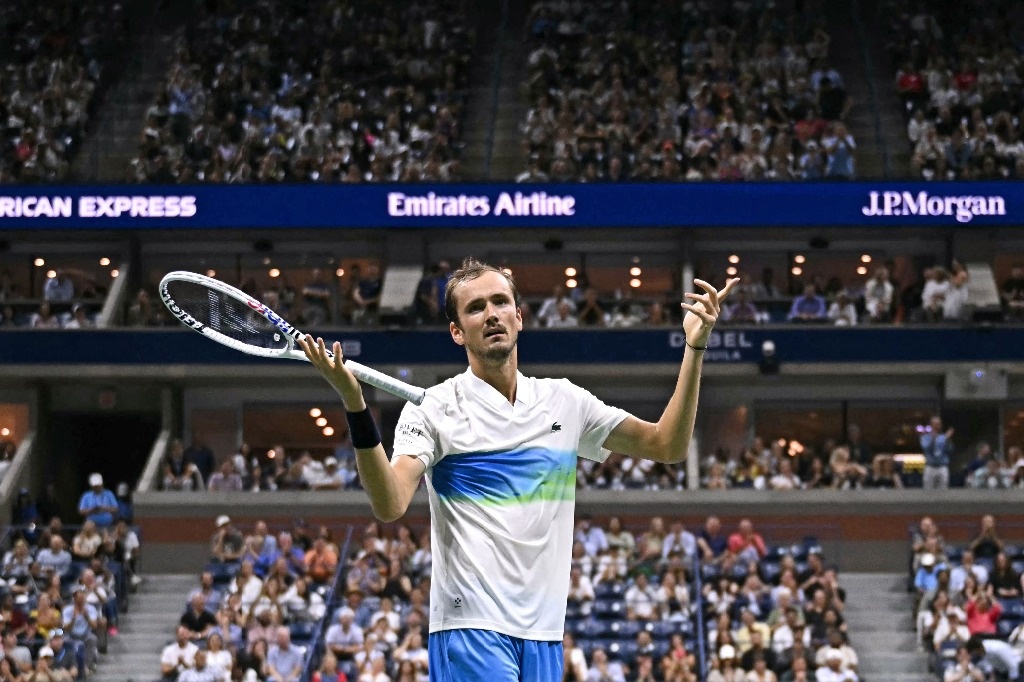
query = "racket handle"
(345, 359, 426, 406)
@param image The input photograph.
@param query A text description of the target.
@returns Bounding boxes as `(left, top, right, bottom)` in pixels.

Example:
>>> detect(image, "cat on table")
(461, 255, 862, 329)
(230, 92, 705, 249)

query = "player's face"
(450, 271, 522, 364)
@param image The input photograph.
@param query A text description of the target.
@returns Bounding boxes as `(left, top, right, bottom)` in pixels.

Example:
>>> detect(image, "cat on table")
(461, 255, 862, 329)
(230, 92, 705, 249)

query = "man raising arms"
(300, 258, 736, 682)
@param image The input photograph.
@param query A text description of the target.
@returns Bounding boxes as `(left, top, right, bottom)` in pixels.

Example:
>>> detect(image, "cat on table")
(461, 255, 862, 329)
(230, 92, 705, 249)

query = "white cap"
(825, 648, 844, 661)
(338, 607, 354, 619)
(38, 647, 54, 658)
(324, 457, 338, 467)
(88, 473, 103, 487)
(719, 644, 736, 659)
(215, 515, 230, 528)
(921, 552, 936, 567)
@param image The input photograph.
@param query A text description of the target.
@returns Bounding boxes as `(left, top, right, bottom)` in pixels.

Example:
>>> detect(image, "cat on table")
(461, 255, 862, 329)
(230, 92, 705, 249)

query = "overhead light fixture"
(46, 270, 56, 279)
(629, 267, 642, 277)
(566, 278, 578, 288)
(323, 426, 335, 437)
(565, 267, 577, 277)
(856, 266, 868, 275)
(794, 255, 806, 264)
(0, 428, 8, 437)
(861, 254, 872, 263)
(110, 269, 119, 278)
(309, 408, 322, 418)
(335, 268, 345, 277)
(629, 278, 642, 288)
(726, 266, 738, 276)
(316, 417, 328, 427)
(791, 267, 803, 276)
(269, 268, 280, 278)
(262, 257, 271, 266)
(206, 269, 216, 278)
(728, 254, 740, 264)
(99, 257, 110, 266)
(33, 258, 44, 267)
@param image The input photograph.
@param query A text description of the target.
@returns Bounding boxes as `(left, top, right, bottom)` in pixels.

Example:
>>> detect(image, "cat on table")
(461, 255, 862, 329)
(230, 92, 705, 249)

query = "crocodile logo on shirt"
(551, 422, 562, 432)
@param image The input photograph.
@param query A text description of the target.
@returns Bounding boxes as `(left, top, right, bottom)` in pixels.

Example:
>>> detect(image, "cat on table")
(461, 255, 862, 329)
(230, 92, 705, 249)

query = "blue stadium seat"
(577, 639, 596, 657)
(997, 619, 1019, 637)
(564, 618, 583, 634)
(609, 639, 637, 660)
(289, 621, 317, 643)
(760, 562, 782, 583)
(766, 546, 790, 561)
(701, 564, 721, 581)
(644, 621, 677, 639)
(594, 582, 625, 599)
(565, 603, 585, 620)
(610, 620, 642, 637)
(576, 619, 614, 638)
(593, 599, 624, 619)
(1002, 545, 1022, 560)
(1011, 560, 1024, 576)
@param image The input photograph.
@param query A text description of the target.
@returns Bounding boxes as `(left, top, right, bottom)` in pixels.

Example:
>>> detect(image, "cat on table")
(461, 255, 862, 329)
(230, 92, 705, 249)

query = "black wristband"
(345, 408, 381, 449)
(685, 339, 707, 352)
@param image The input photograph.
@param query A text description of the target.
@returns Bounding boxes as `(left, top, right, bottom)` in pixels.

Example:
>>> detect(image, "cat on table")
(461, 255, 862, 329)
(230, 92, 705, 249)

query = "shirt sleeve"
(392, 400, 439, 470)
(566, 381, 630, 463)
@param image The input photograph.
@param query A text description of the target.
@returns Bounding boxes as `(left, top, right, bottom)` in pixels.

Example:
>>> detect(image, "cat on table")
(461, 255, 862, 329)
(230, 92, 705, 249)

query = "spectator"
(921, 415, 955, 489)
(184, 436, 216, 484)
(207, 460, 243, 492)
(942, 644, 986, 682)
(30, 302, 60, 329)
(787, 285, 827, 322)
(864, 455, 903, 489)
(990, 552, 1022, 599)
(210, 516, 244, 563)
(44, 628, 78, 679)
(181, 592, 217, 642)
(163, 439, 204, 491)
(177, 649, 224, 682)
(862, 268, 894, 323)
(964, 635, 1022, 680)
(36, 536, 72, 581)
(826, 292, 857, 327)
(969, 514, 1004, 560)
(350, 265, 382, 325)
(266, 629, 303, 682)
(326, 607, 363, 668)
(43, 271, 74, 303)
(964, 592, 1001, 637)
(77, 473, 118, 528)
(728, 520, 767, 564)
(943, 271, 970, 322)
(62, 588, 100, 673)
(161, 625, 200, 681)
(63, 304, 94, 329)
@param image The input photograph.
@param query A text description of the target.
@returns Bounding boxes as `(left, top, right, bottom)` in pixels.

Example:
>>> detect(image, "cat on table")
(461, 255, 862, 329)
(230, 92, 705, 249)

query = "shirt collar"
(462, 367, 533, 409)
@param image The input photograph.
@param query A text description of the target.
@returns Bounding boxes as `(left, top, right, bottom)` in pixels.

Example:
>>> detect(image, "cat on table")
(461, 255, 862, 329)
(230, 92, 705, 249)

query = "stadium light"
(791, 266, 802, 276)
(309, 408, 322, 418)
(565, 267, 577, 277)
(110, 269, 119, 278)
(323, 426, 335, 437)
(861, 254, 872, 263)
(856, 266, 868, 275)
(33, 258, 44, 267)
(99, 257, 110, 266)
(566, 278, 577, 288)
(726, 267, 738, 276)
(794, 255, 806, 264)
(206, 270, 216, 278)
(728, 254, 740, 264)
(629, 267, 642, 277)
(335, 268, 345, 277)
(46, 270, 56, 279)
(269, 268, 280, 278)
(629, 278, 641, 288)
(0, 428, 8, 437)
(316, 417, 328, 427)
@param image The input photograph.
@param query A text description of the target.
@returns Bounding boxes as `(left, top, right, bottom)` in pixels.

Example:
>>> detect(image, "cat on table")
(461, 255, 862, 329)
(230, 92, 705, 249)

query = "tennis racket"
(159, 271, 426, 405)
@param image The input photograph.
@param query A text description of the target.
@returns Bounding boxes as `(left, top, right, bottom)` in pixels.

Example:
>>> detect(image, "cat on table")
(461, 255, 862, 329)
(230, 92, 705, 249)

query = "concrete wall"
(134, 488, 1024, 574)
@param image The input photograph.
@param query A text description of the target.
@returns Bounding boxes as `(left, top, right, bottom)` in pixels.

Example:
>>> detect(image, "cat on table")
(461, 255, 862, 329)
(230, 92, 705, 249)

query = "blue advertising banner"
(0, 182, 1019, 229)
(0, 326, 1021, 365)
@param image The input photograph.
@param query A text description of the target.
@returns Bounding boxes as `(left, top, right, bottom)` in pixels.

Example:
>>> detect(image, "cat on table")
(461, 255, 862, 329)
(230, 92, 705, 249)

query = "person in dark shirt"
(184, 436, 215, 483)
(180, 593, 217, 641)
(697, 516, 729, 564)
(1001, 265, 1024, 320)
(844, 424, 872, 466)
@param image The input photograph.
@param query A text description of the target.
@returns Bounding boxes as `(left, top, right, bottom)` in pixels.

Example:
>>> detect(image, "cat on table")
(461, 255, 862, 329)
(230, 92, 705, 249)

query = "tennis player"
(299, 258, 737, 681)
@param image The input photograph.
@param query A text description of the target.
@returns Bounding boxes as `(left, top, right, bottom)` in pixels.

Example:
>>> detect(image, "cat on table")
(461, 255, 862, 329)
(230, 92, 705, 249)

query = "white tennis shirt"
(393, 368, 629, 641)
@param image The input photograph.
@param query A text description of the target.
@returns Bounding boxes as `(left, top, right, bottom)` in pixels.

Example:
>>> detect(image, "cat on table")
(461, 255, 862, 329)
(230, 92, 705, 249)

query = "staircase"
(92, 574, 194, 682)
(459, 0, 531, 180)
(822, 3, 887, 179)
(843, 572, 933, 682)
(71, 0, 192, 182)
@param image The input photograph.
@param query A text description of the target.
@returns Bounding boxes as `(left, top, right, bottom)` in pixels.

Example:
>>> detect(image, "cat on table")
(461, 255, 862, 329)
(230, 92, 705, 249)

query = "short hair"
(444, 257, 521, 326)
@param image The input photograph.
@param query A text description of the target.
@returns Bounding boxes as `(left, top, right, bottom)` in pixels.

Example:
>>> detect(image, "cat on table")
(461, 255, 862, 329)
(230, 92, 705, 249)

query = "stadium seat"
(289, 621, 317, 643)
(592, 599, 624, 619)
(575, 619, 614, 638)
(644, 620, 677, 640)
(610, 620, 641, 637)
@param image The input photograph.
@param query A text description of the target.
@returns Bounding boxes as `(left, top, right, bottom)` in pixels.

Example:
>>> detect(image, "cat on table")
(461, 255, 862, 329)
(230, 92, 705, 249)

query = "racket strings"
(165, 279, 289, 352)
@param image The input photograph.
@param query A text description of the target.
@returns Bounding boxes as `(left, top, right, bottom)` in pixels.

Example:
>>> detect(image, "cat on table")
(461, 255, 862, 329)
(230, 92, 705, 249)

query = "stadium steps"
(71, 0, 192, 182)
(854, 0, 916, 177)
(842, 572, 933, 682)
(90, 574, 196, 682)
(461, 0, 531, 180)
(822, 2, 885, 179)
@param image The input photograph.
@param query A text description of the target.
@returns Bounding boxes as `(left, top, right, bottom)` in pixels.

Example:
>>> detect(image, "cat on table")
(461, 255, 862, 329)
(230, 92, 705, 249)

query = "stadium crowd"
(890, 0, 1024, 180)
(0, 473, 138, 680)
(0, 0, 127, 183)
(519, 0, 855, 183)
(909, 515, 1024, 681)
(128, 0, 474, 184)
(168, 514, 858, 682)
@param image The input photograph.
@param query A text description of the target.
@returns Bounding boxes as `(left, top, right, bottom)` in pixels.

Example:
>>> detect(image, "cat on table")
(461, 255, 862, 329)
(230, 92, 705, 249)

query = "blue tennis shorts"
(428, 629, 563, 682)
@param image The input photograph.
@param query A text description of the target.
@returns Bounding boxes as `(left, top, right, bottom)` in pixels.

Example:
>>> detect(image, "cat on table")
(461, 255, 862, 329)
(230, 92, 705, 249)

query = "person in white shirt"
(827, 293, 858, 327)
(536, 285, 576, 326)
(966, 636, 1023, 681)
(943, 271, 970, 321)
(815, 648, 858, 681)
(63, 305, 93, 329)
(625, 573, 662, 620)
(949, 550, 989, 593)
(161, 626, 199, 680)
(43, 271, 74, 302)
(863, 268, 894, 322)
(662, 522, 697, 566)
(921, 267, 951, 321)
(299, 258, 736, 682)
